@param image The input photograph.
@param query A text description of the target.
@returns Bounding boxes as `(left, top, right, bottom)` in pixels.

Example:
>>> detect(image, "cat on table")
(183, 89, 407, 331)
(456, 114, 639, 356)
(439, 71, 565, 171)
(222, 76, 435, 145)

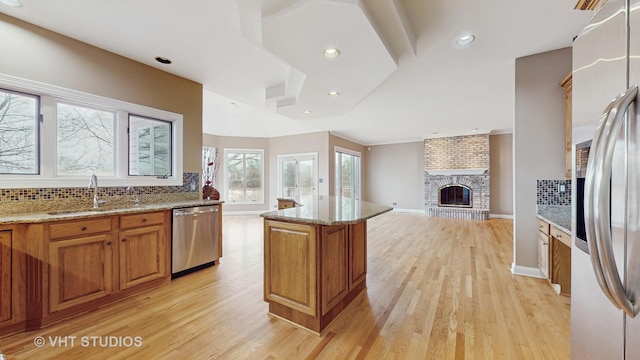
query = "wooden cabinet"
(49, 233, 114, 312)
(0, 230, 12, 323)
(321, 225, 349, 316)
(119, 212, 166, 290)
(550, 225, 571, 296)
(46, 211, 169, 316)
(264, 220, 317, 316)
(264, 219, 369, 333)
(537, 219, 550, 279)
(561, 72, 573, 179)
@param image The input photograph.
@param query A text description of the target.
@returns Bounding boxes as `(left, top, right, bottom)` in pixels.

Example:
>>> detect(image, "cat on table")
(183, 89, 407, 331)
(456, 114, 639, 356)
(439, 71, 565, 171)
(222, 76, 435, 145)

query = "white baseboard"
(490, 213, 514, 219)
(392, 208, 426, 214)
(511, 263, 546, 279)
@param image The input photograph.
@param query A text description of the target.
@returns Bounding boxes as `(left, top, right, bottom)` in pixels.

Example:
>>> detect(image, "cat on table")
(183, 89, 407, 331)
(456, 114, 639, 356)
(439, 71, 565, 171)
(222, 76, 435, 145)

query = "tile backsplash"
(0, 172, 200, 214)
(537, 179, 571, 206)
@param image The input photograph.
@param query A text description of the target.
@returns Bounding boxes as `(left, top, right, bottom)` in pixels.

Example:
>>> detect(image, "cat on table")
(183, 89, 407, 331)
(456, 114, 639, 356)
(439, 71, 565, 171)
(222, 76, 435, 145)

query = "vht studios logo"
(34, 336, 143, 348)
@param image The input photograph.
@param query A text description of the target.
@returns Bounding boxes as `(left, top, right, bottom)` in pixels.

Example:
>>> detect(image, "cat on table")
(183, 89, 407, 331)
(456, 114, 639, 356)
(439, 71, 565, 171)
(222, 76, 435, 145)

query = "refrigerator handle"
(585, 95, 620, 307)
(589, 85, 639, 317)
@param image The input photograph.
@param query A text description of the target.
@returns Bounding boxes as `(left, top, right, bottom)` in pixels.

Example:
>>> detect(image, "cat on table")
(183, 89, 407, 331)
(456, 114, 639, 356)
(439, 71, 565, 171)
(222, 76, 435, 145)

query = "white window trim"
(223, 148, 265, 205)
(0, 73, 183, 188)
(276, 152, 318, 199)
(334, 146, 361, 200)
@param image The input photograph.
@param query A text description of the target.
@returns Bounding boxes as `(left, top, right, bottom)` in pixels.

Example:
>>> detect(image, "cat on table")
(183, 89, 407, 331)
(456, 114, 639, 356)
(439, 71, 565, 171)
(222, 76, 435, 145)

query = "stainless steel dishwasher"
(171, 205, 219, 278)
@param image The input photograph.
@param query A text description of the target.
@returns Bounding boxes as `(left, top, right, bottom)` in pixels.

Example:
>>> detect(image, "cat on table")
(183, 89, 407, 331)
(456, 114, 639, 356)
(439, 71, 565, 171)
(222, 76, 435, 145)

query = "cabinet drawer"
(551, 226, 571, 248)
(49, 217, 113, 240)
(537, 219, 550, 235)
(120, 211, 164, 229)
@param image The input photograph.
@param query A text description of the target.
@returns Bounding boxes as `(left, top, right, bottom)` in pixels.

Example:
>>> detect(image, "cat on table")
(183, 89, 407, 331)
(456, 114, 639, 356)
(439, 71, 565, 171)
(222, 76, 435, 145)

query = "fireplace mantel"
(425, 168, 488, 176)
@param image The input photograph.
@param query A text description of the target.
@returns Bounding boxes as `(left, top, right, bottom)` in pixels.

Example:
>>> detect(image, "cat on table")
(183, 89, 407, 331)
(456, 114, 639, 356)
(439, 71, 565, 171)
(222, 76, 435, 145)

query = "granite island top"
(536, 205, 571, 235)
(261, 196, 393, 226)
(0, 199, 224, 224)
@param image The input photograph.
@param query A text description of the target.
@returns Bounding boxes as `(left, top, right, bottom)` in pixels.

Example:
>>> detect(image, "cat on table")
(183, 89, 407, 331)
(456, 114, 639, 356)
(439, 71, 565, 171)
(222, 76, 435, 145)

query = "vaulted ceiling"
(0, 0, 594, 145)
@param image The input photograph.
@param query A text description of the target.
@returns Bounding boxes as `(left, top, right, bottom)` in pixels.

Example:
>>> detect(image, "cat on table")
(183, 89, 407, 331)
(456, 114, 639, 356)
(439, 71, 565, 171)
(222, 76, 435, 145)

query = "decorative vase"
(203, 185, 220, 200)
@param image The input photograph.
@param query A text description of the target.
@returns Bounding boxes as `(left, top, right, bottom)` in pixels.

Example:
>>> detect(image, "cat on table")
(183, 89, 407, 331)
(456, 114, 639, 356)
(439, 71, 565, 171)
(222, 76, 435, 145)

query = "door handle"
(585, 91, 623, 308)
(586, 84, 639, 317)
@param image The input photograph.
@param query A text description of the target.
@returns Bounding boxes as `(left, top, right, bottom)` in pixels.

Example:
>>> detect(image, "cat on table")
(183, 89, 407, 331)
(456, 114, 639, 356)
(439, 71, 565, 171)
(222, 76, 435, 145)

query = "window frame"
(0, 87, 41, 175)
(0, 73, 183, 188)
(223, 148, 265, 204)
(334, 146, 361, 200)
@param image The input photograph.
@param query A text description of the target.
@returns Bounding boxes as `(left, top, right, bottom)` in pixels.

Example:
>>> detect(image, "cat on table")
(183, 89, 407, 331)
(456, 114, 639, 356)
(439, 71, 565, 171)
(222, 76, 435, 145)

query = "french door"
(335, 147, 361, 200)
(278, 153, 317, 206)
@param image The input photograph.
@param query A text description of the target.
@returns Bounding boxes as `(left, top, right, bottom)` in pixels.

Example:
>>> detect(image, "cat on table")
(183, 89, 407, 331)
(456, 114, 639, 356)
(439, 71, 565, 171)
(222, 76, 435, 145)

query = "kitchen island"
(260, 196, 392, 334)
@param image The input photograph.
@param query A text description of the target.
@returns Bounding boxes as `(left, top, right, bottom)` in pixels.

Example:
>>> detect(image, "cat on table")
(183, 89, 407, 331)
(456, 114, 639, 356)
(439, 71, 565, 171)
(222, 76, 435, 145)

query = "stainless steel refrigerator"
(572, 0, 640, 358)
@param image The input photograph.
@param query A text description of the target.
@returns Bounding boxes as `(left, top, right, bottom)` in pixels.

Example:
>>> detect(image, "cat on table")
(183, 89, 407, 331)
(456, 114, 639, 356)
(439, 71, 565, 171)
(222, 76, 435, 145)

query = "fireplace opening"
(439, 184, 472, 208)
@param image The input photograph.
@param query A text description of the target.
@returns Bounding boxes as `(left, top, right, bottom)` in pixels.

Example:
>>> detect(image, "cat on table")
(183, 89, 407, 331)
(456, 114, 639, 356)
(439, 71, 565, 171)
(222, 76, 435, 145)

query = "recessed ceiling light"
(471, 128, 478, 132)
(456, 35, 475, 46)
(323, 48, 341, 59)
(328, 91, 340, 97)
(303, 110, 312, 114)
(0, 0, 22, 7)
(432, 132, 439, 135)
(155, 56, 172, 64)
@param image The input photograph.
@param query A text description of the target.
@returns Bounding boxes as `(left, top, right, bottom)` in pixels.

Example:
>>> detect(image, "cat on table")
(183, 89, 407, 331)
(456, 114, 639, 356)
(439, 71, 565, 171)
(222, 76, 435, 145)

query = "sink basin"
(46, 208, 109, 216)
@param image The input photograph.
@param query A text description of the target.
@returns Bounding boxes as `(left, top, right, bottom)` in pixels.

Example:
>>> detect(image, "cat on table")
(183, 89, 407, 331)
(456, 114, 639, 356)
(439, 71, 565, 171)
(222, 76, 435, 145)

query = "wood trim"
(574, 0, 606, 10)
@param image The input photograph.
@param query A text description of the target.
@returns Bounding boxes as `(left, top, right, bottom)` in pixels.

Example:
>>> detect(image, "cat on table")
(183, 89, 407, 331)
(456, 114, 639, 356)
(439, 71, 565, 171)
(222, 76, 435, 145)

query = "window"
(335, 147, 361, 200)
(129, 115, 172, 176)
(57, 102, 115, 176)
(225, 149, 264, 203)
(0, 74, 183, 188)
(0, 88, 40, 174)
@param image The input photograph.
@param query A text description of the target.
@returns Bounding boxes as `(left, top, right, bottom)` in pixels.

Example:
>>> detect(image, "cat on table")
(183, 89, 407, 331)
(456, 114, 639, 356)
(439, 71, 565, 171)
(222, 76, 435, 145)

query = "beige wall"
(490, 133, 514, 216)
(329, 134, 368, 198)
(0, 13, 203, 173)
(364, 142, 424, 210)
(514, 48, 570, 272)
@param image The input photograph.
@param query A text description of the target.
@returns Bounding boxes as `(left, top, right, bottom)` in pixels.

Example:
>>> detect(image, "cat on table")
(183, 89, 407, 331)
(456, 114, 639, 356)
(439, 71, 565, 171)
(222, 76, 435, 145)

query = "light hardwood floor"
(0, 213, 570, 359)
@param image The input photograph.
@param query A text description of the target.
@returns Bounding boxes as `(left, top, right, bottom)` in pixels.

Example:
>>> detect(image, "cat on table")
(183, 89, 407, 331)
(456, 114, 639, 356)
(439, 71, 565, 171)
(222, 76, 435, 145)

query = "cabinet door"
(321, 225, 349, 316)
(119, 225, 165, 290)
(0, 231, 11, 322)
(537, 232, 549, 279)
(264, 221, 317, 316)
(349, 222, 367, 291)
(49, 234, 113, 313)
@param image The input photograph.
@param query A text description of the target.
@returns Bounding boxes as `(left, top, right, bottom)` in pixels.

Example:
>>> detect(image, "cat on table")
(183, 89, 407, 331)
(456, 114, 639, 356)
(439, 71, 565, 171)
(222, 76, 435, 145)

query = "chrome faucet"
(127, 186, 140, 206)
(88, 173, 106, 208)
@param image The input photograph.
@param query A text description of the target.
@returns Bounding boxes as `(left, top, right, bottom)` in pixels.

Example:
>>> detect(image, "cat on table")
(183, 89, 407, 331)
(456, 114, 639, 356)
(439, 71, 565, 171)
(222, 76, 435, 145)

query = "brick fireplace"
(424, 134, 490, 220)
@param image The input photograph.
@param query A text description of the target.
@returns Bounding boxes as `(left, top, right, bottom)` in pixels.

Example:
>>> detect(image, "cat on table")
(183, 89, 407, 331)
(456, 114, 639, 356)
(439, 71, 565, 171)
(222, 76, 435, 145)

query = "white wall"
(513, 47, 570, 274)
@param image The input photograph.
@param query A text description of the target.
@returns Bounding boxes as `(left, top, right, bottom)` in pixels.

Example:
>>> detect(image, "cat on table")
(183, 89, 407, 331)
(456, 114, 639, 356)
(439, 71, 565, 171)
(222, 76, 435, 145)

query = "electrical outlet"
(392, 202, 397, 206)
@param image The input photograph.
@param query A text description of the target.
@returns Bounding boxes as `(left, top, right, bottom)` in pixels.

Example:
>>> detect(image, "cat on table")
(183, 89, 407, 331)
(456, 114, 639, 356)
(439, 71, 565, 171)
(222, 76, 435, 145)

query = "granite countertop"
(0, 199, 224, 224)
(261, 196, 392, 225)
(536, 205, 571, 235)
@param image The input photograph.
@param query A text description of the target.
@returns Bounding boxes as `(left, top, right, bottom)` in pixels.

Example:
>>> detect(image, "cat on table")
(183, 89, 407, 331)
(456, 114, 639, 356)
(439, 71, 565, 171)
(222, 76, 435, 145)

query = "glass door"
(278, 153, 317, 206)
(335, 147, 361, 200)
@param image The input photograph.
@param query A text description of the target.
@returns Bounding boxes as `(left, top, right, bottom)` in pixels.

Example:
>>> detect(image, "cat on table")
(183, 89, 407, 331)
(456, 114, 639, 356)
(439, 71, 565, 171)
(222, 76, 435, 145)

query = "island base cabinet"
(264, 220, 368, 334)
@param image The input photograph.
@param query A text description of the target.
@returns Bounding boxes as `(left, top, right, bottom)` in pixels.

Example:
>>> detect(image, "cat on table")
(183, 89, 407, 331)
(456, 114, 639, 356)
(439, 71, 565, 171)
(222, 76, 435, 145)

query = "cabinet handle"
(81, 226, 87, 231)
(142, 218, 147, 222)
(106, 241, 112, 245)
(121, 238, 126, 242)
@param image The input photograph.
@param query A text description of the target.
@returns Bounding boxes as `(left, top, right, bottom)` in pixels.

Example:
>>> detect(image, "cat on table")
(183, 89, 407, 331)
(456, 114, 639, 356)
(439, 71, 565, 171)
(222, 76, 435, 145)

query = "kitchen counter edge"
(0, 200, 225, 224)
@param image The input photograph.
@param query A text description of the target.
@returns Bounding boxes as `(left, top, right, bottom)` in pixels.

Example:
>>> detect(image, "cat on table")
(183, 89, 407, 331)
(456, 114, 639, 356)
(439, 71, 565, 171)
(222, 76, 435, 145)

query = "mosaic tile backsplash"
(0, 172, 201, 215)
(537, 179, 571, 206)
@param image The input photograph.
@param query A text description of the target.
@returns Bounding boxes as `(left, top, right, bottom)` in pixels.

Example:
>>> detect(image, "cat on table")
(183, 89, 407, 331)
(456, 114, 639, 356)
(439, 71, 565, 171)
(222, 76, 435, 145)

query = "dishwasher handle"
(174, 207, 219, 216)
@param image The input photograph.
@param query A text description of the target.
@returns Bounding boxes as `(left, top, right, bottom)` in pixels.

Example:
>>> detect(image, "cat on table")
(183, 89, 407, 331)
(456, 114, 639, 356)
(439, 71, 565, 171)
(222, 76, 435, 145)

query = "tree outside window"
(226, 150, 263, 203)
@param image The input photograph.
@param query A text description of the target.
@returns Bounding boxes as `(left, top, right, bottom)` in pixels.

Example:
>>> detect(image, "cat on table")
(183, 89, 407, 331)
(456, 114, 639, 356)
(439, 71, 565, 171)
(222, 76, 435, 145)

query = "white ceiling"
(0, 0, 594, 145)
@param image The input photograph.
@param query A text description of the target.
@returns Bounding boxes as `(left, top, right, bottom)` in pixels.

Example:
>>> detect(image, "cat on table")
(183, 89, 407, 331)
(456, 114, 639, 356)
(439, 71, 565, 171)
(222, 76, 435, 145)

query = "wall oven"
(575, 140, 591, 253)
